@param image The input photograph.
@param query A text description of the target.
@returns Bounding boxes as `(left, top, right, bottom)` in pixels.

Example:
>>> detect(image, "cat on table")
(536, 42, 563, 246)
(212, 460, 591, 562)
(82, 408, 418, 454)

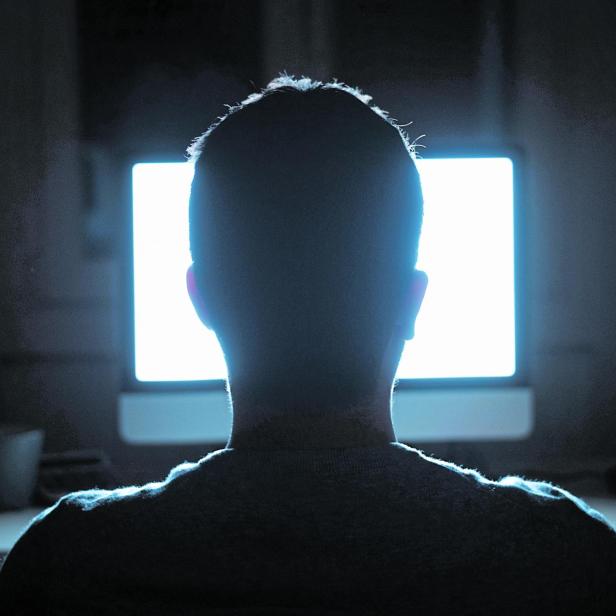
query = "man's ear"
(186, 264, 214, 330)
(400, 269, 428, 341)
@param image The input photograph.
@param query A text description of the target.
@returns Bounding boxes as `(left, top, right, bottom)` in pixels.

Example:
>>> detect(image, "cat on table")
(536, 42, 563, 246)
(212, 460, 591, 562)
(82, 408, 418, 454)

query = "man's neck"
(226, 390, 397, 450)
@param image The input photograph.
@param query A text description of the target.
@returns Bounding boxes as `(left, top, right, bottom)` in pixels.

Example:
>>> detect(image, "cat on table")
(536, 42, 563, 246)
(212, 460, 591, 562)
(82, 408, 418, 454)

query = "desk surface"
(1, 498, 616, 554)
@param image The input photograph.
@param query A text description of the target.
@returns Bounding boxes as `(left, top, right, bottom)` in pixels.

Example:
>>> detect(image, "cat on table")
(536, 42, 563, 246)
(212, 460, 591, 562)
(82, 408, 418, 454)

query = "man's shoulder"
(476, 468, 616, 536)
(0, 458, 205, 570)
(398, 443, 616, 538)
(0, 458, 209, 608)
(39, 454, 211, 521)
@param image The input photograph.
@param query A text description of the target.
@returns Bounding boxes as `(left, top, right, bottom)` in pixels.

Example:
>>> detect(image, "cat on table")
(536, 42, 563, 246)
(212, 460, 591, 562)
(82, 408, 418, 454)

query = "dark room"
(1, 0, 616, 613)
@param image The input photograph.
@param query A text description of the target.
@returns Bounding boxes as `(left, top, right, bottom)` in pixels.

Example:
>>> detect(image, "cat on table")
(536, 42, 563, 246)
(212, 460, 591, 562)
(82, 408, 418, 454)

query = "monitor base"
(118, 387, 533, 445)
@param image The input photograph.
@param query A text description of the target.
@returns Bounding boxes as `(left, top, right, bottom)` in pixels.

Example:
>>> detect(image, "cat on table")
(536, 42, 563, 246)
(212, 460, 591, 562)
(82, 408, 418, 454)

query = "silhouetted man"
(1, 76, 615, 615)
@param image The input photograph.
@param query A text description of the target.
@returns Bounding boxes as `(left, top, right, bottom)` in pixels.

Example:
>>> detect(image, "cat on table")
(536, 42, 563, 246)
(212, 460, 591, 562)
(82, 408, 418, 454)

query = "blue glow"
(131, 157, 516, 382)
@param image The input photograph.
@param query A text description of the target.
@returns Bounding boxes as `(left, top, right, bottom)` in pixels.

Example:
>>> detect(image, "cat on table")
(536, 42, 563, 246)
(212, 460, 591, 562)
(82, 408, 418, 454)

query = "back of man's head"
(188, 76, 423, 409)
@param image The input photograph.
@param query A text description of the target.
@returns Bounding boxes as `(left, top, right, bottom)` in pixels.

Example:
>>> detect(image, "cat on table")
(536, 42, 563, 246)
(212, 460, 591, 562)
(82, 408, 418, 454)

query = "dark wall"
(1, 0, 616, 484)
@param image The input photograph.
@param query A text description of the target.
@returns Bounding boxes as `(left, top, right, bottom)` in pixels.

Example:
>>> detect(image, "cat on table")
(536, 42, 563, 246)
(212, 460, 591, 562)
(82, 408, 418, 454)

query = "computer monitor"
(119, 150, 533, 445)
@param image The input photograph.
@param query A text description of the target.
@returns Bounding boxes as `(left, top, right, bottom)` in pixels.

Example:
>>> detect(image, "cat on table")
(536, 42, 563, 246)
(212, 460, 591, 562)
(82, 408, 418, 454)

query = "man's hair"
(188, 75, 423, 405)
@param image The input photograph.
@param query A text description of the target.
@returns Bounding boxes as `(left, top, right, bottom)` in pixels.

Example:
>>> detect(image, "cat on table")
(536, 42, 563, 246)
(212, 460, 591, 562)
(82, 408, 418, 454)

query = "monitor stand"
(118, 387, 533, 444)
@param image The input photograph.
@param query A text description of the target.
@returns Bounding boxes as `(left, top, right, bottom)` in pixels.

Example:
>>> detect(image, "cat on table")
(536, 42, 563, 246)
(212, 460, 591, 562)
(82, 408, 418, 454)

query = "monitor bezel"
(121, 145, 528, 393)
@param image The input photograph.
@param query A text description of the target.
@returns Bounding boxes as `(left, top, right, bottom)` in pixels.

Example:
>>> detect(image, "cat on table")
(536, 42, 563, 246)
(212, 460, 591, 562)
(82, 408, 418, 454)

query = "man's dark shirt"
(1, 442, 615, 615)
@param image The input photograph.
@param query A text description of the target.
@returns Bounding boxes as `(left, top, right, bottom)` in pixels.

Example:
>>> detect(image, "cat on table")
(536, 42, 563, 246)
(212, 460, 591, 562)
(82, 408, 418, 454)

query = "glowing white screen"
(132, 158, 516, 382)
